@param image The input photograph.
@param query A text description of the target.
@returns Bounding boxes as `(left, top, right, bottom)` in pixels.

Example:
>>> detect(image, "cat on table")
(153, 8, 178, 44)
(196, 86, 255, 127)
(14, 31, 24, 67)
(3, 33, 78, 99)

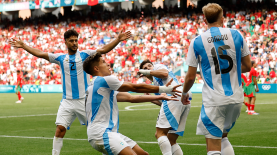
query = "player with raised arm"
(180, 3, 251, 155)
(83, 53, 181, 155)
(9, 29, 131, 155)
(138, 59, 192, 155)
(245, 61, 259, 115)
(15, 70, 24, 103)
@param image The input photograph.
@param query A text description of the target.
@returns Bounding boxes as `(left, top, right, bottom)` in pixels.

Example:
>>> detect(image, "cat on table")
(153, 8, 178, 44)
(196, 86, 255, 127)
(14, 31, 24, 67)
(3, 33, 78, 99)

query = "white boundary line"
(0, 102, 276, 118)
(0, 135, 276, 149)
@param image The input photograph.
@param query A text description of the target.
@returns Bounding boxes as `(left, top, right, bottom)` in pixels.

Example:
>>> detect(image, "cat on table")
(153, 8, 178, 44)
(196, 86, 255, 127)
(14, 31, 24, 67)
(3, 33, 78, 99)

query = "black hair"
(139, 59, 153, 69)
(251, 61, 256, 66)
(64, 29, 79, 41)
(83, 52, 102, 75)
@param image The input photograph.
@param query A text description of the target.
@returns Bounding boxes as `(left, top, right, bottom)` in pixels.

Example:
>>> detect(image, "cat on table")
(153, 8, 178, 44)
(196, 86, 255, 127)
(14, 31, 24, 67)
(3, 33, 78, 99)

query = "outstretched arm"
(139, 69, 168, 79)
(9, 38, 49, 61)
(117, 79, 181, 95)
(96, 31, 131, 54)
(116, 92, 177, 104)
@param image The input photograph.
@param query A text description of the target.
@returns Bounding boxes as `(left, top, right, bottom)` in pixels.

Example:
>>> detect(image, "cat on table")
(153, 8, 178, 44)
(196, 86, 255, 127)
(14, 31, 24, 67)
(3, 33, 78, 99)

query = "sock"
(157, 136, 172, 155)
(247, 104, 251, 111)
(207, 151, 221, 155)
(171, 144, 183, 155)
(244, 102, 248, 107)
(18, 92, 21, 100)
(221, 137, 234, 155)
(52, 136, 63, 155)
(251, 104, 255, 112)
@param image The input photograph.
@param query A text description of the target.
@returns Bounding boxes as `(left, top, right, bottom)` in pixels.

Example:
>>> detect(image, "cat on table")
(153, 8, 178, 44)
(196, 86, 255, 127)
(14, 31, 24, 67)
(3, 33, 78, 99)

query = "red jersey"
(241, 73, 247, 86)
(17, 75, 23, 88)
(248, 67, 258, 85)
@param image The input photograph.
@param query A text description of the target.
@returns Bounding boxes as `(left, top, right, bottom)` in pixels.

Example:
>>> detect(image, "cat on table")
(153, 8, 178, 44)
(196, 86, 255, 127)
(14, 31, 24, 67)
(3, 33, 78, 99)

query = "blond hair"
(202, 3, 223, 24)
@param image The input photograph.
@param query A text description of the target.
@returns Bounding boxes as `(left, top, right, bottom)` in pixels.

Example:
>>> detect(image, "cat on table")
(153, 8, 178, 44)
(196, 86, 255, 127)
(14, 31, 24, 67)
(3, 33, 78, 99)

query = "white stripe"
(201, 29, 225, 93)
(0, 114, 57, 118)
(63, 55, 72, 99)
(0, 135, 276, 149)
(76, 52, 85, 98)
(219, 27, 240, 93)
(0, 102, 275, 119)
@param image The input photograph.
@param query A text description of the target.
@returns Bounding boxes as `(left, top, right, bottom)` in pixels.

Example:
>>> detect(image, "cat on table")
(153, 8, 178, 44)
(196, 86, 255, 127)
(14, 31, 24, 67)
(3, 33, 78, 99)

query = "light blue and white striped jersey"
(186, 27, 250, 106)
(85, 76, 123, 141)
(152, 64, 183, 93)
(48, 50, 96, 99)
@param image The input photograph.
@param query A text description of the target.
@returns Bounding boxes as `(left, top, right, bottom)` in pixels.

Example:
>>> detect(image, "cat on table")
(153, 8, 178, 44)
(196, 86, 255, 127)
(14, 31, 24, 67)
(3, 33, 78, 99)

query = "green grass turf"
(0, 93, 276, 155)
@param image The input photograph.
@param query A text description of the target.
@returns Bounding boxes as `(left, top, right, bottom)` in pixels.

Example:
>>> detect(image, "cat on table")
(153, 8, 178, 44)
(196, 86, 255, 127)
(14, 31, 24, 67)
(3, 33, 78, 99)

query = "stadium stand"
(1, 5, 277, 85)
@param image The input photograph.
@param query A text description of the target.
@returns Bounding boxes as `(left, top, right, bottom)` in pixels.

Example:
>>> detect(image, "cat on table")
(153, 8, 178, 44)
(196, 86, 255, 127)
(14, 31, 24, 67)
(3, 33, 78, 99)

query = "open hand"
(9, 38, 24, 48)
(117, 30, 132, 41)
(159, 93, 179, 101)
(165, 79, 182, 94)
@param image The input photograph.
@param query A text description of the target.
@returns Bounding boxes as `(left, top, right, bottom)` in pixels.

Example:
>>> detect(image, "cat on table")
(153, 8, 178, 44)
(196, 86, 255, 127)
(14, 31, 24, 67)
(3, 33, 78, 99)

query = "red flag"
(88, 0, 98, 6)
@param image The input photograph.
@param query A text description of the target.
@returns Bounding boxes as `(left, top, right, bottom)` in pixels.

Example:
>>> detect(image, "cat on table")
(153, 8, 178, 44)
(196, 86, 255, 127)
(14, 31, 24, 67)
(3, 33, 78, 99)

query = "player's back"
(187, 27, 249, 106)
(85, 76, 119, 141)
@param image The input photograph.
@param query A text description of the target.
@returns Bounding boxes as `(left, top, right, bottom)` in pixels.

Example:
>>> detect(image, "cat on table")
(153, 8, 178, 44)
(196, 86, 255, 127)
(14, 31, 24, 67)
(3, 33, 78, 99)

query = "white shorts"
(55, 98, 86, 130)
(156, 100, 191, 136)
(89, 132, 137, 155)
(196, 103, 243, 139)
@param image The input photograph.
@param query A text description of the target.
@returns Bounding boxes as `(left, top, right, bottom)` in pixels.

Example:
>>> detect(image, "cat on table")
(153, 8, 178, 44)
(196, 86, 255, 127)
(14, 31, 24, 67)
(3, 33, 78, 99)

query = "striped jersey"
(186, 27, 250, 106)
(152, 64, 183, 93)
(48, 49, 96, 99)
(85, 76, 123, 141)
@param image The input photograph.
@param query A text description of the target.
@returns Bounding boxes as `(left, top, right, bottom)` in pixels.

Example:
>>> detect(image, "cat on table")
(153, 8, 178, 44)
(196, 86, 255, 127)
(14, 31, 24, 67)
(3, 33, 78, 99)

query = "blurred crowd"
(1, 4, 277, 85)
(1, 0, 32, 3)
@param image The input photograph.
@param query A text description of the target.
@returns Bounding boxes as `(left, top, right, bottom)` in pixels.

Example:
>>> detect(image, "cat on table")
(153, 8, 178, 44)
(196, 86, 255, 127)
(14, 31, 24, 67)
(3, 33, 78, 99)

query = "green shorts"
(244, 84, 256, 97)
(16, 86, 21, 93)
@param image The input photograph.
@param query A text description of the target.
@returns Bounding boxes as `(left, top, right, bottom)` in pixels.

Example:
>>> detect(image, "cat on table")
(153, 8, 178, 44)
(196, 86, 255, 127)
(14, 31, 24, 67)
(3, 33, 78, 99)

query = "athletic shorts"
(89, 132, 137, 155)
(156, 100, 191, 136)
(244, 84, 256, 97)
(196, 103, 242, 139)
(16, 86, 21, 93)
(55, 98, 86, 130)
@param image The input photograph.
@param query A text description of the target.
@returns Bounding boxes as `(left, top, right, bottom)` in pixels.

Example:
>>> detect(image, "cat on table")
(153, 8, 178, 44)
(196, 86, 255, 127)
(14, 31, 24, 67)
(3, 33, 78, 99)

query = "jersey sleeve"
(154, 64, 168, 71)
(104, 76, 124, 91)
(237, 30, 250, 57)
(186, 38, 198, 67)
(48, 53, 63, 64)
(82, 49, 97, 56)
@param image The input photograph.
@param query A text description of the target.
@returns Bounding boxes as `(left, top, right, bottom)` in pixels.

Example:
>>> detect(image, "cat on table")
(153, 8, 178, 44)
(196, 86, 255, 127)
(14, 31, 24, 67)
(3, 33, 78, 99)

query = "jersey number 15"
(211, 45, 233, 75)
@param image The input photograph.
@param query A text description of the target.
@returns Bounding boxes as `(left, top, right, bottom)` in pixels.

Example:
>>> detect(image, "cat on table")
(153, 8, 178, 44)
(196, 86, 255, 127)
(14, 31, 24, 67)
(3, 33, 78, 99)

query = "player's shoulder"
(79, 49, 96, 54)
(50, 53, 67, 61)
(154, 64, 168, 70)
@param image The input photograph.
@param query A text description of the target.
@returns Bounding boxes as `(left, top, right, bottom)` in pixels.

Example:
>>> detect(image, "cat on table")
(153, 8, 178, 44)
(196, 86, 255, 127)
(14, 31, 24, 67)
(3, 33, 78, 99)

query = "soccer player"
(241, 73, 250, 112)
(9, 29, 131, 155)
(83, 53, 181, 155)
(15, 70, 24, 103)
(245, 61, 259, 115)
(180, 3, 251, 155)
(138, 59, 191, 155)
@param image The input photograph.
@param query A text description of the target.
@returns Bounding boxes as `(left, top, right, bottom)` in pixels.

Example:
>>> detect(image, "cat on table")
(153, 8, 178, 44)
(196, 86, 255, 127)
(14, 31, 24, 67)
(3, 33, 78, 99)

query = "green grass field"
(0, 93, 276, 155)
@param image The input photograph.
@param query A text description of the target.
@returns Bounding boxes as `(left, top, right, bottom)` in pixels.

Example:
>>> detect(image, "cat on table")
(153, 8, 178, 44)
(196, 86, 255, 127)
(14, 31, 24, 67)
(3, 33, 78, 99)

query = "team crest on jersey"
(207, 34, 228, 43)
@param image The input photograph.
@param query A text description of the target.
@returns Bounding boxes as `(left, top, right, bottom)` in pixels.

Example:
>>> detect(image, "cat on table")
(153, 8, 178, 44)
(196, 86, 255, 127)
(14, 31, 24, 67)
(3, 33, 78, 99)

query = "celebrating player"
(83, 53, 181, 155)
(244, 61, 259, 115)
(138, 59, 191, 155)
(15, 70, 24, 103)
(9, 29, 131, 155)
(181, 3, 251, 155)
